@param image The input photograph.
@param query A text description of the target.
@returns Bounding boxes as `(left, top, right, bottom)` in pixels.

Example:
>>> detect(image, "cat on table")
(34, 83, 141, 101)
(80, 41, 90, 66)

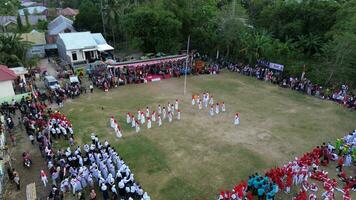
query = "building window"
(72, 52, 77, 61)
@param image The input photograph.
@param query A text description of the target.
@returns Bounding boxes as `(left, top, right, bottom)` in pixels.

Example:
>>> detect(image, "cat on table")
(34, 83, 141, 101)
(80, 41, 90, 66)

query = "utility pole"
(232, 0, 236, 17)
(100, 0, 106, 37)
(183, 35, 190, 95)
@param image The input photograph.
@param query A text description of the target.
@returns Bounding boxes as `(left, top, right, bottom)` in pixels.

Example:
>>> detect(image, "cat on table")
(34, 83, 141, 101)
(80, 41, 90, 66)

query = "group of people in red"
(198, 131, 355, 200)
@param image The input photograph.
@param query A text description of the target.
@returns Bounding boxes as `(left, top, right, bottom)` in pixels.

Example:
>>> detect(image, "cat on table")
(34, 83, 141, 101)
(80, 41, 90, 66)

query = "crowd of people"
(226, 63, 356, 110)
(89, 59, 189, 91)
(1, 90, 151, 199)
(89, 54, 221, 91)
(40, 136, 151, 200)
(215, 130, 356, 200)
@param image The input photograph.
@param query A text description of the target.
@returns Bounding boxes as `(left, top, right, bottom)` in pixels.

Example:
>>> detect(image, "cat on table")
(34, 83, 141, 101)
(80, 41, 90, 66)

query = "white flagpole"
(184, 35, 190, 95)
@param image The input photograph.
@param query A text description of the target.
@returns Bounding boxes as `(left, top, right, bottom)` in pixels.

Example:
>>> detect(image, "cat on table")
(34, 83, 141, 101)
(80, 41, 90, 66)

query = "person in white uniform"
(234, 113, 240, 125)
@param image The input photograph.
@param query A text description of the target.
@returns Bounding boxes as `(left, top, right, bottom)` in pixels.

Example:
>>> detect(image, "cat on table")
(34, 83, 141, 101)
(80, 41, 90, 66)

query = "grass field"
(57, 71, 356, 200)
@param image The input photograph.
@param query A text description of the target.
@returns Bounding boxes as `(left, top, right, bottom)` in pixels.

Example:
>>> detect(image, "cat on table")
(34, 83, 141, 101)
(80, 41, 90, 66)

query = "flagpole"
(184, 35, 190, 95)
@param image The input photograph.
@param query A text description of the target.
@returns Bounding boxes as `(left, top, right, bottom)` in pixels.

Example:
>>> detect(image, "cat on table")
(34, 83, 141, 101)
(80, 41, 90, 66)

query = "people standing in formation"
(216, 130, 356, 200)
(109, 116, 123, 139)
(125, 100, 181, 133)
(192, 92, 229, 119)
(48, 135, 151, 200)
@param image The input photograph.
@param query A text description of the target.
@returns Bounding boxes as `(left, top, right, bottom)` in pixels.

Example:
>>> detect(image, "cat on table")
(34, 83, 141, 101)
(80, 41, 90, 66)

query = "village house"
(56, 32, 114, 67)
(0, 65, 17, 99)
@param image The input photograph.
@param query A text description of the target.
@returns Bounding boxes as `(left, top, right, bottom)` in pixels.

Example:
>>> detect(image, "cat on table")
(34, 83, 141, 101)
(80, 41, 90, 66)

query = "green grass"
(58, 71, 356, 200)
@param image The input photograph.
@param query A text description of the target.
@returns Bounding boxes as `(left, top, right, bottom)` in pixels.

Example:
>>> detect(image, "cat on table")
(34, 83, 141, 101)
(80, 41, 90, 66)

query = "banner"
(268, 62, 284, 71)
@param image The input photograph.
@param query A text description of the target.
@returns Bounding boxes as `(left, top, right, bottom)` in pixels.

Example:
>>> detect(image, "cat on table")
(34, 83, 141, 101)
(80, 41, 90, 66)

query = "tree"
(0, 0, 20, 15)
(296, 34, 322, 56)
(215, 0, 248, 59)
(124, 6, 182, 53)
(74, 0, 103, 33)
(37, 20, 48, 31)
(16, 14, 23, 32)
(0, 33, 33, 67)
(322, 32, 356, 87)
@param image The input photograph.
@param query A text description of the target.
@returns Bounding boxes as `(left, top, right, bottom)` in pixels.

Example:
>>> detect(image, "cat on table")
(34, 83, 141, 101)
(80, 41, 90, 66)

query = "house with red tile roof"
(0, 65, 17, 98)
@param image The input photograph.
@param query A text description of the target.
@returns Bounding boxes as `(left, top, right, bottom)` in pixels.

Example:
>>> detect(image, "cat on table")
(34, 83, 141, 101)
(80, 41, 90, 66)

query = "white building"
(56, 32, 114, 67)
(0, 65, 17, 99)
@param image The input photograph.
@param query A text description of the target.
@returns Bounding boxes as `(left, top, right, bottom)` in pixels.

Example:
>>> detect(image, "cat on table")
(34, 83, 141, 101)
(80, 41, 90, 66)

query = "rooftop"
(0, 65, 17, 81)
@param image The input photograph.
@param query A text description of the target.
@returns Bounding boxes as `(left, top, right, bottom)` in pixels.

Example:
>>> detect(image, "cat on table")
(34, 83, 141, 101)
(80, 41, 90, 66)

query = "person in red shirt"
(336, 155, 344, 172)
(246, 191, 253, 200)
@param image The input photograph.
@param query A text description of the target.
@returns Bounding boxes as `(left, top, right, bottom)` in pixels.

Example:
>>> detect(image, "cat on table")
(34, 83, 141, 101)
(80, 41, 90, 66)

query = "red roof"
(57, 7, 79, 16)
(0, 65, 17, 81)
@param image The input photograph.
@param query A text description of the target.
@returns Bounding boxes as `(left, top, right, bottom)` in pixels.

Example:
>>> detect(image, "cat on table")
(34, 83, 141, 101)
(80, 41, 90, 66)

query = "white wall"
(66, 50, 85, 62)
(0, 81, 15, 99)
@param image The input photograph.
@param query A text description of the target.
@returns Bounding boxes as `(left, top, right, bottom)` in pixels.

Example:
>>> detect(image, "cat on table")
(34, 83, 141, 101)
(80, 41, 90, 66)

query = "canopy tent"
(108, 54, 187, 69)
(97, 44, 114, 52)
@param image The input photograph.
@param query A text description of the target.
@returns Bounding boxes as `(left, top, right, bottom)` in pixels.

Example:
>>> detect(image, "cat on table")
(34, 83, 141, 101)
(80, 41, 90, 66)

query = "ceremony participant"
(147, 117, 152, 129)
(131, 116, 136, 128)
(198, 100, 202, 110)
(175, 99, 179, 110)
(137, 110, 141, 121)
(215, 103, 220, 114)
(210, 105, 214, 116)
(177, 109, 181, 120)
(167, 102, 171, 113)
(135, 120, 140, 133)
(171, 104, 175, 116)
(234, 113, 240, 125)
(110, 116, 115, 129)
(209, 95, 214, 105)
(126, 113, 131, 124)
(192, 95, 196, 106)
(40, 170, 48, 187)
(140, 112, 145, 124)
(115, 125, 122, 138)
(146, 107, 150, 118)
(222, 102, 226, 112)
(158, 105, 162, 115)
(197, 97, 201, 107)
(162, 107, 167, 119)
(158, 115, 162, 127)
(168, 111, 173, 123)
(151, 111, 156, 122)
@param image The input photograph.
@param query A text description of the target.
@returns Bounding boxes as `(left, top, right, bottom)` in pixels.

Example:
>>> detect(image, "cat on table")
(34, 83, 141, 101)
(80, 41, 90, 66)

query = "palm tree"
(105, 0, 132, 47)
(297, 33, 322, 56)
(0, 33, 34, 67)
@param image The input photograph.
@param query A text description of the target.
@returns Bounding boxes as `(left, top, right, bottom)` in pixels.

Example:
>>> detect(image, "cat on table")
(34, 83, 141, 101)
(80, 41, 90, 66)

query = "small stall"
(9, 67, 29, 84)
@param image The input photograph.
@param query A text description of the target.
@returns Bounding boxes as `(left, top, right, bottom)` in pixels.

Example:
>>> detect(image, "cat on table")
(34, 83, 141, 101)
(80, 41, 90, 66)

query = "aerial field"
(58, 71, 356, 200)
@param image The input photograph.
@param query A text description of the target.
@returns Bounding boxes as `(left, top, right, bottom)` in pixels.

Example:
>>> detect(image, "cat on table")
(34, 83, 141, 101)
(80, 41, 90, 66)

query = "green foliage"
(61, 0, 81, 9)
(36, 19, 48, 31)
(0, 33, 34, 68)
(74, 0, 103, 33)
(0, 0, 20, 15)
(124, 6, 182, 53)
(245, 0, 340, 54)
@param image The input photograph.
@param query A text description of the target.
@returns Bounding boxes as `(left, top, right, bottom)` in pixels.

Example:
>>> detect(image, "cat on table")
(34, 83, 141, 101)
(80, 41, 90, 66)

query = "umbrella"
(105, 59, 116, 65)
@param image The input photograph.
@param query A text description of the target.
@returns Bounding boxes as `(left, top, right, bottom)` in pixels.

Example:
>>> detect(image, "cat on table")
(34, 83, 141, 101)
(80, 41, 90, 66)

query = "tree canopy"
(72, 0, 356, 87)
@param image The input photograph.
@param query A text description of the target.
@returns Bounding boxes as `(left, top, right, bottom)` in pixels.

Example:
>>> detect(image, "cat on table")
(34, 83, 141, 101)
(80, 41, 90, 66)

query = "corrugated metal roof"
(58, 32, 97, 50)
(48, 15, 75, 35)
(18, 6, 47, 15)
(21, 30, 46, 45)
